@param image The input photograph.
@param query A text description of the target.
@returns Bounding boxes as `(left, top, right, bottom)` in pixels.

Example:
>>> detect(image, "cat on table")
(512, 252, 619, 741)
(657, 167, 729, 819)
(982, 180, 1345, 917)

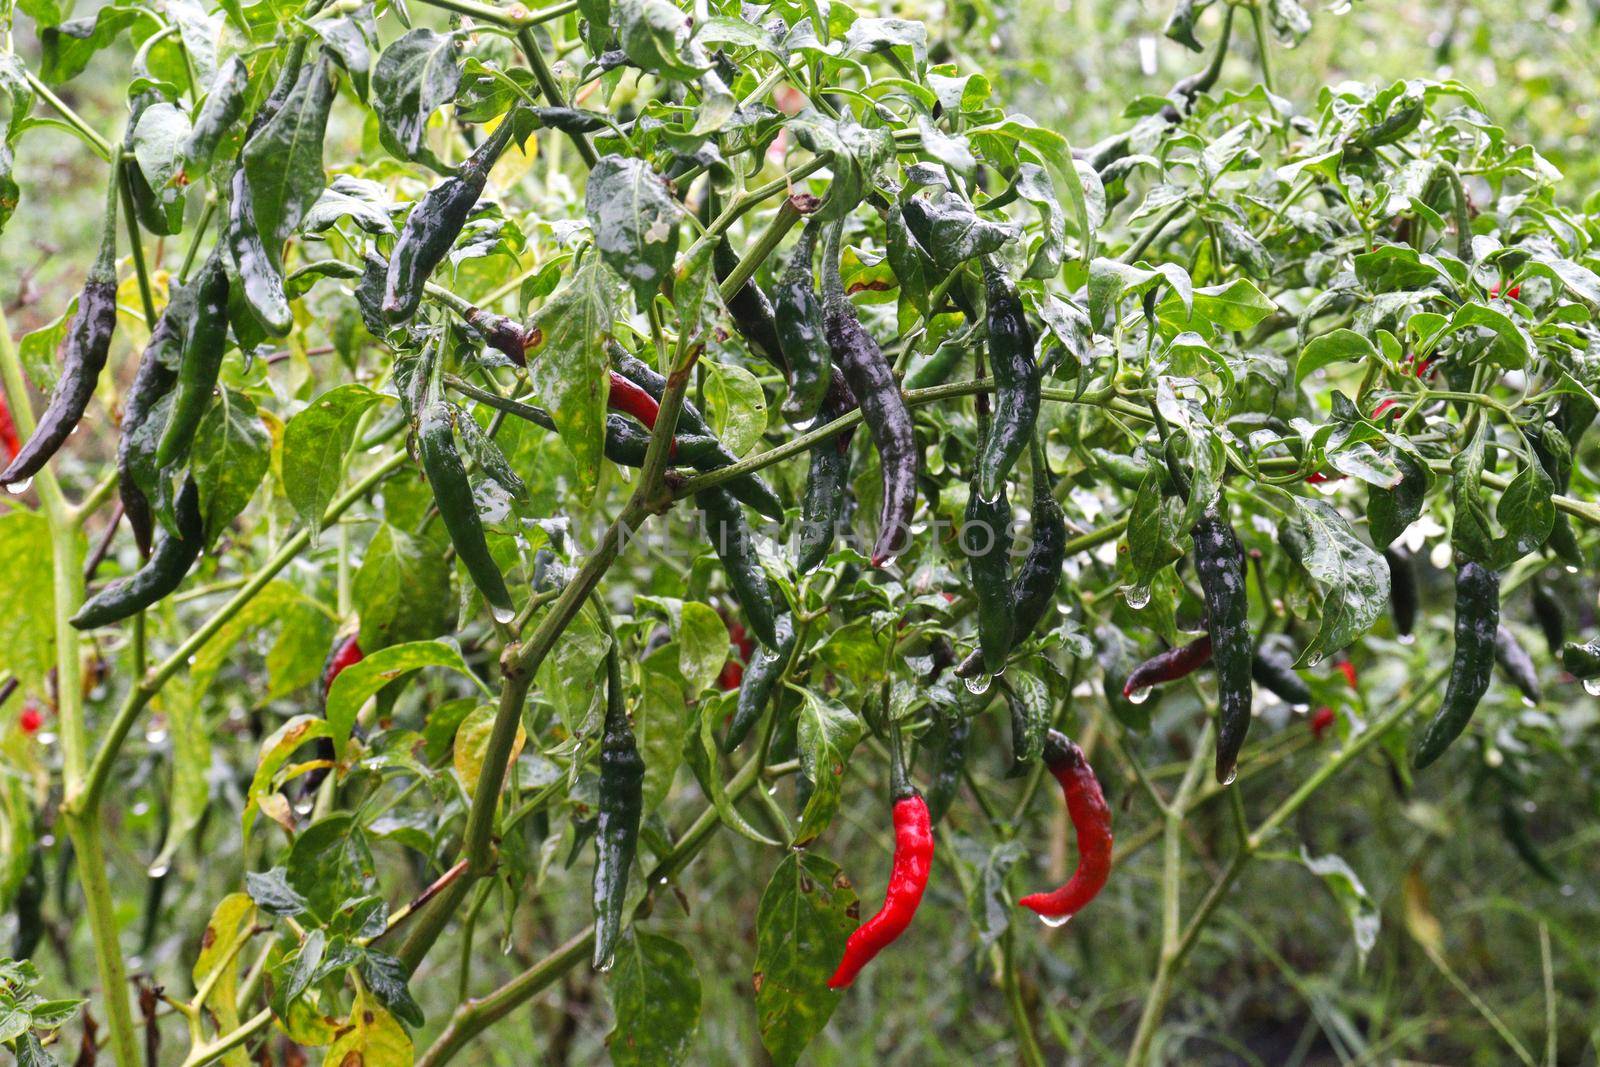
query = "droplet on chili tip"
(1125, 584, 1151, 610)
(1125, 685, 1152, 705)
(1038, 912, 1071, 929)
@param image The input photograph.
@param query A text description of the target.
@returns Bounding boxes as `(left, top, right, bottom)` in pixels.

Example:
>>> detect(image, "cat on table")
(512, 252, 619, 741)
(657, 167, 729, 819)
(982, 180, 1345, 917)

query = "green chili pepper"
(965, 475, 1014, 675)
(1, 171, 119, 487)
(118, 298, 184, 556)
(1561, 639, 1600, 679)
(975, 256, 1040, 504)
(697, 486, 781, 649)
(1005, 684, 1046, 779)
(822, 220, 917, 566)
(1530, 422, 1580, 566)
(1192, 505, 1253, 784)
(1384, 545, 1418, 638)
(154, 251, 231, 469)
(1498, 798, 1558, 883)
(1529, 581, 1565, 657)
(1010, 438, 1067, 644)
(1414, 561, 1500, 769)
(384, 116, 519, 323)
(531, 106, 610, 134)
(72, 478, 205, 629)
(1251, 642, 1311, 708)
(923, 712, 971, 825)
(723, 612, 797, 752)
(592, 631, 644, 972)
(11, 846, 44, 959)
(418, 395, 516, 624)
(1349, 95, 1425, 151)
(183, 55, 250, 173)
(774, 221, 832, 424)
(610, 348, 785, 521)
(1493, 624, 1540, 703)
(796, 382, 856, 573)
(226, 166, 293, 336)
(710, 199, 787, 372)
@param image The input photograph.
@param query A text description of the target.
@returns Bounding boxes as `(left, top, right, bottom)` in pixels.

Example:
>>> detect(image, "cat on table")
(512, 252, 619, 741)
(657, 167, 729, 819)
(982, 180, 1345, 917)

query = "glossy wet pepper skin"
(975, 257, 1040, 503)
(118, 303, 183, 555)
(1, 174, 120, 487)
(592, 639, 644, 971)
(383, 116, 518, 323)
(1192, 506, 1253, 784)
(827, 791, 933, 989)
(1123, 634, 1212, 697)
(1009, 441, 1067, 644)
(1384, 545, 1418, 637)
(154, 251, 231, 468)
(418, 399, 516, 622)
(822, 219, 916, 567)
(1493, 624, 1540, 703)
(1413, 561, 1500, 769)
(965, 478, 1014, 675)
(796, 380, 856, 573)
(1561, 639, 1600, 678)
(723, 612, 797, 752)
(1251, 643, 1311, 707)
(923, 713, 971, 826)
(1017, 730, 1112, 920)
(696, 486, 781, 649)
(72, 478, 205, 629)
(773, 221, 832, 424)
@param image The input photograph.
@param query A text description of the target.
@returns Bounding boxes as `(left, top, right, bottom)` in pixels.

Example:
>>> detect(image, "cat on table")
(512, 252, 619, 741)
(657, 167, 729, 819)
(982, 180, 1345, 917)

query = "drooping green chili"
(183, 55, 250, 173)
(723, 612, 797, 752)
(1414, 561, 1500, 769)
(1498, 798, 1559, 884)
(72, 478, 205, 629)
(1251, 643, 1311, 708)
(975, 256, 1040, 503)
(153, 251, 231, 468)
(1530, 421, 1580, 566)
(118, 300, 184, 556)
(773, 221, 832, 424)
(1, 171, 119, 487)
(822, 219, 917, 567)
(1560, 639, 1600, 679)
(1010, 437, 1067, 644)
(1192, 505, 1254, 784)
(1529, 581, 1565, 657)
(964, 474, 1014, 675)
(796, 378, 857, 573)
(711, 220, 787, 371)
(610, 348, 785, 521)
(417, 366, 516, 624)
(592, 622, 644, 972)
(697, 485, 781, 649)
(922, 712, 971, 826)
(1493, 624, 1540, 703)
(1384, 545, 1418, 638)
(11, 847, 43, 959)
(383, 116, 519, 324)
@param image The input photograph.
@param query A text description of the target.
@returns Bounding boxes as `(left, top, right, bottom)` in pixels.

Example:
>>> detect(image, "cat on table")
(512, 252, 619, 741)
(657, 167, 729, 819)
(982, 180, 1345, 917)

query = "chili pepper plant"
(1, 0, 1598, 1063)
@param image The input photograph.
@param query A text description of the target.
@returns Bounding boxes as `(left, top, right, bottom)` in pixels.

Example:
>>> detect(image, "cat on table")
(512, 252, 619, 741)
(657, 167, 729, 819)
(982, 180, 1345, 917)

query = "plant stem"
(516, 27, 598, 167)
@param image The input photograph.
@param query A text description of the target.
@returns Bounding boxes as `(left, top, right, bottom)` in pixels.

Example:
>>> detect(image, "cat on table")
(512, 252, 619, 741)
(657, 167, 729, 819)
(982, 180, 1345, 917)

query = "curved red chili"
(322, 633, 364, 702)
(1123, 634, 1212, 697)
(607, 371, 660, 429)
(1335, 658, 1357, 689)
(1018, 731, 1111, 921)
(1309, 706, 1336, 739)
(827, 791, 933, 989)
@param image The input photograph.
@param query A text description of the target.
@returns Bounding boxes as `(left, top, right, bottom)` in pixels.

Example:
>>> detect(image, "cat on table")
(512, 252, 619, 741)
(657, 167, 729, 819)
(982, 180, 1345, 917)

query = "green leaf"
(240, 55, 336, 255)
(372, 28, 463, 170)
(606, 931, 702, 1067)
(1287, 498, 1390, 666)
(282, 384, 385, 539)
(793, 690, 862, 846)
(1450, 422, 1495, 564)
(616, 0, 709, 81)
(968, 839, 1025, 950)
(700, 359, 767, 457)
(1368, 445, 1429, 547)
(353, 523, 454, 652)
(586, 155, 681, 309)
(325, 987, 413, 1065)
(190, 388, 271, 543)
(1127, 467, 1177, 586)
(242, 714, 335, 838)
(1298, 848, 1380, 970)
(39, 5, 146, 83)
(1296, 329, 1378, 386)
(683, 700, 777, 845)
(1495, 460, 1554, 563)
(286, 812, 376, 920)
(325, 639, 488, 751)
(789, 109, 895, 223)
(754, 852, 857, 1067)
(636, 664, 691, 812)
(0, 512, 66, 696)
(453, 703, 525, 797)
(527, 255, 615, 493)
(149, 673, 211, 872)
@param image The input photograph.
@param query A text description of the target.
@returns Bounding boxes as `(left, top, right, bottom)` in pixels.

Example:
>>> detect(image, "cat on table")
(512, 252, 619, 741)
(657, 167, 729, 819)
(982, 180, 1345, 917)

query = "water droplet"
(1398, 633, 1416, 645)
(294, 801, 313, 817)
(1306, 653, 1324, 668)
(1560, 883, 1575, 897)
(964, 672, 992, 695)
(147, 862, 169, 878)
(1584, 678, 1600, 696)
(38, 731, 57, 746)
(1124, 585, 1151, 610)
(145, 727, 168, 744)
(1126, 685, 1152, 705)
(1038, 912, 1072, 929)
(1219, 765, 1238, 786)
(131, 801, 149, 816)
(491, 603, 517, 625)
(1291, 703, 1310, 713)
(5, 478, 33, 495)
(1521, 696, 1536, 708)
(1564, 565, 1580, 575)
(595, 957, 615, 974)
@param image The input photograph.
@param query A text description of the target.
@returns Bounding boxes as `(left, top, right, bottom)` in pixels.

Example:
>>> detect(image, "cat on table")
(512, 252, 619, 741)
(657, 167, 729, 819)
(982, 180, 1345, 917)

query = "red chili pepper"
(827, 790, 933, 988)
(1123, 634, 1212, 697)
(829, 732, 932, 989)
(1305, 471, 1346, 485)
(18, 702, 42, 734)
(1335, 658, 1357, 689)
(607, 372, 661, 429)
(1371, 398, 1400, 421)
(1309, 706, 1336, 739)
(0, 395, 19, 464)
(1413, 356, 1435, 379)
(1018, 731, 1112, 921)
(1489, 283, 1520, 300)
(322, 633, 364, 703)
